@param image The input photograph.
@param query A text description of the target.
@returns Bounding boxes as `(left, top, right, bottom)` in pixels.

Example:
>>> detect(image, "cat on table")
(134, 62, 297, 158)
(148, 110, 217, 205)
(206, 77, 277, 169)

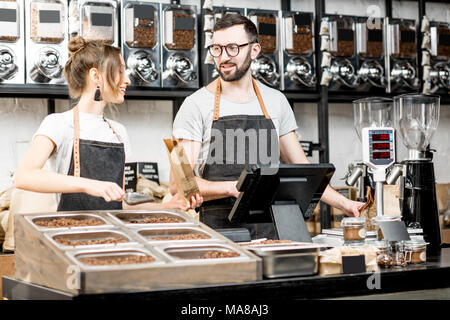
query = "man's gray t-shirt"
(172, 80, 298, 177)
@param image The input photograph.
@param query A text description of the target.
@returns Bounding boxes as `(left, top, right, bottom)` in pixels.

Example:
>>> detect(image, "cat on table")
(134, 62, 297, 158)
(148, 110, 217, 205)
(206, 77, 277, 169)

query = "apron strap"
(213, 77, 271, 122)
(73, 106, 81, 178)
(72, 106, 123, 178)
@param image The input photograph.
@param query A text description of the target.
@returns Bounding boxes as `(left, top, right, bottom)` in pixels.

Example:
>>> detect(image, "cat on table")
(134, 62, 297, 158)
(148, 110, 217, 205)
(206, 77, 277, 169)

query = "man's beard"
(216, 50, 252, 82)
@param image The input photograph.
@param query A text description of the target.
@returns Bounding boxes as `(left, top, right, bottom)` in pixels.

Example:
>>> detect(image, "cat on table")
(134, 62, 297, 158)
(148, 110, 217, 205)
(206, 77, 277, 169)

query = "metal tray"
(107, 210, 194, 227)
(44, 229, 138, 250)
(133, 226, 218, 244)
(28, 213, 111, 231)
(66, 247, 165, 270)
(155, 243, 250, 263)
(243, 243, 322, 278)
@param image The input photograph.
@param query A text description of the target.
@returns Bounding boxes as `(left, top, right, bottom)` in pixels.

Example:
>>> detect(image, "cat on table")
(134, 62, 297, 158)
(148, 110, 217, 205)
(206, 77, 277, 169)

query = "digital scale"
(361, 127, 395, 216)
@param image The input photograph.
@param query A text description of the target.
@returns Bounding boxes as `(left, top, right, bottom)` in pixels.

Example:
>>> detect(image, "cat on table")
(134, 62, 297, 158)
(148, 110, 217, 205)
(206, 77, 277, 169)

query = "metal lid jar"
(341, 217, 366, 243)
(404, 240, 427, 264)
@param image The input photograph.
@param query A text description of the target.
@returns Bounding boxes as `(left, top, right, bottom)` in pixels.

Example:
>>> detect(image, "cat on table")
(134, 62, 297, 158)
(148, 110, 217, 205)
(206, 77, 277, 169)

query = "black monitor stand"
(228, 164, 335, 242)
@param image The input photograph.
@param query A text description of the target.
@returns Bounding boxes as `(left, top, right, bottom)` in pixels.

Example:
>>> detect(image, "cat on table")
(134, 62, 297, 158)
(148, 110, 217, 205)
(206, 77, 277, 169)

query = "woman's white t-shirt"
(34, 110, 132, 203)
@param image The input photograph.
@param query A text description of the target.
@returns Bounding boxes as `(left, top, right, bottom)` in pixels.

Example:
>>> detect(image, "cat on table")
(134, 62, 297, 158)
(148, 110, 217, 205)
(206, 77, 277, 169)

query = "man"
(171, 14, 364, 238)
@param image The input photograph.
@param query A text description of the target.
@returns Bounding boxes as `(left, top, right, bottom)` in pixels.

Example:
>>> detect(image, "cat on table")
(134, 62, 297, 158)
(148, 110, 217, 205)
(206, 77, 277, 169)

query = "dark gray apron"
(58, 107, 125, 211)
(200, 78, 279, 239)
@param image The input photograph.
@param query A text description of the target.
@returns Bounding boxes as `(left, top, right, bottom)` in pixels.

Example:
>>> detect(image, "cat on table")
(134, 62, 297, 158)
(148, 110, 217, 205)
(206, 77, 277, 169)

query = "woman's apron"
(58, 106, 125, 211)
(200, 78, 279, 239)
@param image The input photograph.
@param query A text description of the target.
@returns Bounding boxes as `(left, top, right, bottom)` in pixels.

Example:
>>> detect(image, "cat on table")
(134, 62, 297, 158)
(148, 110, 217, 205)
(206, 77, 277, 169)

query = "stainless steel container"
(247, 8, 281, 89)
(243, 243, 321, 278)
(66, 246, 166, 270)
(25, 0, 67, 84)
(121, 0, 160, 87)
(27, 213, 112, 231)
(107, 210, 196, 227)
(323, 15, 360, 90)
(155, 242, 250, 263)
(78, 0, 118, 46)
(426, 21, 450, 93)
(44, 228, 138, 250)
(386, 18, 419, 92)
(281, 11, 316, 90)
(0, 0, 24, 84)
(161, 3, 198, 88)
(355, 16, 386, 90)
(132, 225, 218, 244)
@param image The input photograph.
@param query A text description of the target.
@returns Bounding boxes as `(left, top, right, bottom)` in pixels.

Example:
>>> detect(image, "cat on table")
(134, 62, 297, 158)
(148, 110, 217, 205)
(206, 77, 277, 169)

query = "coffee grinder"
(389, 94, 441, 249)
(345, 97, 395, 206)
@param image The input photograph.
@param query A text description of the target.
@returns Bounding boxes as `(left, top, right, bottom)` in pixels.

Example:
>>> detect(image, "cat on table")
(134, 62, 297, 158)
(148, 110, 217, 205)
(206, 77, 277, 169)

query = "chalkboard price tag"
(342, 255, 366, 274)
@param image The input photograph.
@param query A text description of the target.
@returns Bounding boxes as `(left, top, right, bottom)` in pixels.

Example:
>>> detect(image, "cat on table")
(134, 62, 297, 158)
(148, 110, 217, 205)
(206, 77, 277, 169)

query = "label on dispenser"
(174, 17, 195, 31)
(91, 13, 112, 27)
(134, 5, 154, 20)
(400, 30, 415, 43)
(259, 23, 276, 36)
(39, 10, 60, 23)
(368, 29, 383, 42)
(0, 1, 18, 39)
(0, 8, 16, 22)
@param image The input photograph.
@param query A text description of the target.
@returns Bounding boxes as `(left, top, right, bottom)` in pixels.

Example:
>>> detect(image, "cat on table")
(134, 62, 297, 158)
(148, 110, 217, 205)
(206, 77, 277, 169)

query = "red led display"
(373, 143, 390, 150)
(373, 152, 391, 159)
(372, 134, 390, 141)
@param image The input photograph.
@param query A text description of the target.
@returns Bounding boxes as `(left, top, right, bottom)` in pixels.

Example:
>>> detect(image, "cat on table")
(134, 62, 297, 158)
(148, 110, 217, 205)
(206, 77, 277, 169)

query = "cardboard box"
(125, 162, 160, 193)
(436, 183, 450, 214)
(0, 254, 14, 297)
(442, 229, 450, 244)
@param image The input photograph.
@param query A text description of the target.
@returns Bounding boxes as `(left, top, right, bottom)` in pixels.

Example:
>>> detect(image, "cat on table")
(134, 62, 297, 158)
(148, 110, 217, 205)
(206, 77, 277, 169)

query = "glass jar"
(404, 240, 427, 264)
(392, 241, 407, 267)
(371, 216, 402, 240)
(341, 217, 366, 244)
(368, 240, 393, 268)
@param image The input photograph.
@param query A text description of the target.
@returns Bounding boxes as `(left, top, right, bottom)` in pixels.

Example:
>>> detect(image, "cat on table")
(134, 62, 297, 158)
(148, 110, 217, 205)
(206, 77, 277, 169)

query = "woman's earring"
(94, 86, 102, 101)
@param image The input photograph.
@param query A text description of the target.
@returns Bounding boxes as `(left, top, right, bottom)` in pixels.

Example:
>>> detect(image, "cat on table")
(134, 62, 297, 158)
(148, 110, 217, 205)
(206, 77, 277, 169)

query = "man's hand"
(165, 192, 204, 211)
(341, 198, 365, 217)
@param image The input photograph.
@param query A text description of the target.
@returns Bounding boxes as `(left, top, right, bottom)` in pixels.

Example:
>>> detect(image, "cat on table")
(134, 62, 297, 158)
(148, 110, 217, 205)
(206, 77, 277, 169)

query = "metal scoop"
(123, 192, 154, 205)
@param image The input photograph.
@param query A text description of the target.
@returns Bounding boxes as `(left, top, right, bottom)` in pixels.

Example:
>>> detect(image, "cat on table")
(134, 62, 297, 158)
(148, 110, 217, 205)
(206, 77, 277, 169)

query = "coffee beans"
(79, 255, 155, 266)
(287, 25, 313, 55)
(201, 251, 240, 259)
(257, 16, 277, 54)
(124, 217, 184, 224)
(30, 3, 64, 44)
(437, 27, 450, 59)
(34, 217, 105, 228)
(54, 236, 128, 246)
(126, 18, 156, 48)
(150, 234, 210, 241)
(166, 13, 195, 50)
(392, 28, 416, 60)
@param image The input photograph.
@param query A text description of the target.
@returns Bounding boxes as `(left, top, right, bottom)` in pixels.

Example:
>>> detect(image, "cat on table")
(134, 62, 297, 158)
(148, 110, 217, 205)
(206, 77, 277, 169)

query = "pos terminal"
(228, 164, 335, 242)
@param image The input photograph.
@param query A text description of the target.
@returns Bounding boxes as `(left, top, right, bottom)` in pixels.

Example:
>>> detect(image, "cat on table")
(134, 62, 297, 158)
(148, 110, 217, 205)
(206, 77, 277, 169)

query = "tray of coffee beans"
(29, 214, 110, 230)
(45, 229, 135, 249)
(108, 211, 193, 226)
(68, 248, 163, 268)
(156, 243, 247, 262)
(134, 226, 215, 243)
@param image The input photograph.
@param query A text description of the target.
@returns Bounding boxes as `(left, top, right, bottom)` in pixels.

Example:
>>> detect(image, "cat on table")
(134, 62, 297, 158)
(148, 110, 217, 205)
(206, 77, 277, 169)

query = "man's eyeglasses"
(207, 42, 255, 58)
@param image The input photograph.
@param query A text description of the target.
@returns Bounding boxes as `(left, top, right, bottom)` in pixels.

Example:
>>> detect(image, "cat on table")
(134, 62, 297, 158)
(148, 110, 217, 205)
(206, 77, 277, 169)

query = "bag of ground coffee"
(164, 138, 199, 201)
(359, 187, 377, 230)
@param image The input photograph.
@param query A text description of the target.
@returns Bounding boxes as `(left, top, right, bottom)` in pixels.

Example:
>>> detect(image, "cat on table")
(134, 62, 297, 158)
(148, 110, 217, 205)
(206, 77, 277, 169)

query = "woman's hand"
(165, 192, 204, 211)
(82, 179, 125, 202)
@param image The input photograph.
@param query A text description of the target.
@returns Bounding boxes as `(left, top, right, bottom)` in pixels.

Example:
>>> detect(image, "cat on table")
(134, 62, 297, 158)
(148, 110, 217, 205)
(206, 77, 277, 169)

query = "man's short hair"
(213, 14, 258, 43)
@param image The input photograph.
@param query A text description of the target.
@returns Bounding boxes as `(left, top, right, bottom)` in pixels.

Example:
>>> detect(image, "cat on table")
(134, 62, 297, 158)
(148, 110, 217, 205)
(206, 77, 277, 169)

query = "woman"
(14, 37, 202, 211)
